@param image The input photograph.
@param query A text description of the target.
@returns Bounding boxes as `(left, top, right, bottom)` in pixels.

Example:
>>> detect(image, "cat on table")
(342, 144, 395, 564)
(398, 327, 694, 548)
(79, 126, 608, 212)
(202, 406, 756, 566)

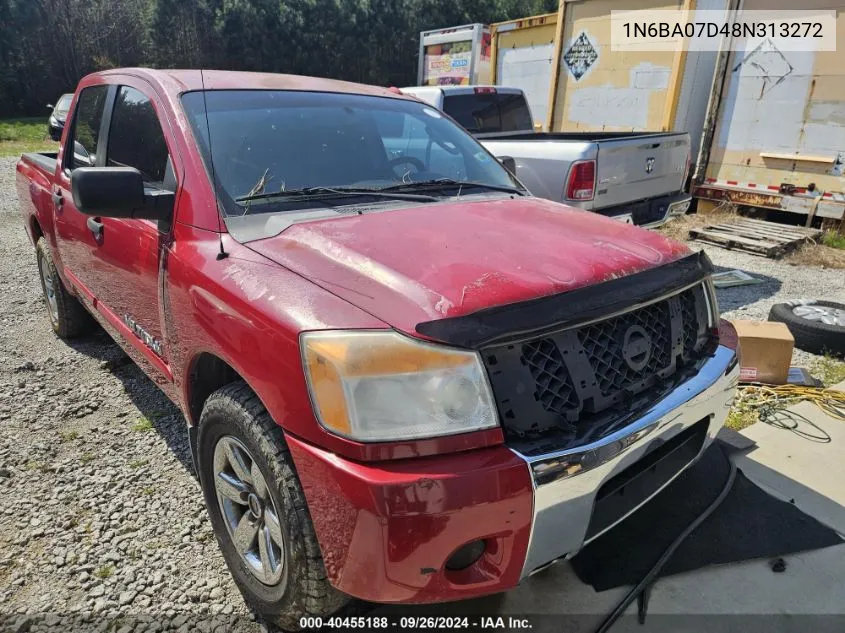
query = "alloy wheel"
(212, 436, 285, 585)
(38, 251, 59, 325)
(792, 304, 845, 327)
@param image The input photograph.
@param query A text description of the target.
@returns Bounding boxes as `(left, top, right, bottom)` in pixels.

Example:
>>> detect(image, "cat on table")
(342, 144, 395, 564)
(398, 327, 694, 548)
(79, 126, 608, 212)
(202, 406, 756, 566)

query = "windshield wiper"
(236, 186, 438, 204)
(379, 179, 526, 196)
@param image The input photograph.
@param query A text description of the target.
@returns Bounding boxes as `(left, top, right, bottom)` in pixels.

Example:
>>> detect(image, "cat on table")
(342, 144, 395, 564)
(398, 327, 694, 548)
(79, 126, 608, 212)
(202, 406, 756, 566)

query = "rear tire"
(197, 381, 349, 631)
(36, 237, 96, 339)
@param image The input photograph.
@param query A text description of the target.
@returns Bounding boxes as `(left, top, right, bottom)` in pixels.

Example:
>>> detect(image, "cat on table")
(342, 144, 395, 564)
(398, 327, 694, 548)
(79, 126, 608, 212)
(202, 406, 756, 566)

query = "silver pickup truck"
(401, 86, 692, 228)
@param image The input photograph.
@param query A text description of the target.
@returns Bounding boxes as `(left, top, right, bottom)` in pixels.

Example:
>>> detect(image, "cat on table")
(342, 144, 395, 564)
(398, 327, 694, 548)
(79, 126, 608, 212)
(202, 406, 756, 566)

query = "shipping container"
(545, 0, 726, 167)
(490, 13, 558, 130)
(694, 0, 845, 222)
(417, 24, 492, 87)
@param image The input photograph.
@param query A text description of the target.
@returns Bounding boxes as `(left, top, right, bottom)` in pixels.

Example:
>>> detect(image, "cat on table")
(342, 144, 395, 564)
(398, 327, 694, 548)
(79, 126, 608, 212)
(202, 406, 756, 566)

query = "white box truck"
(418, 23, 492, 86)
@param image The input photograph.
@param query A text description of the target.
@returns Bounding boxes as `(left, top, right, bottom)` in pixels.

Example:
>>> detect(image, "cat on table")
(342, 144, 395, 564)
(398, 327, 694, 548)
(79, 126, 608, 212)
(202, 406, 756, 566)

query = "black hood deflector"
(415, 250, 713, 349)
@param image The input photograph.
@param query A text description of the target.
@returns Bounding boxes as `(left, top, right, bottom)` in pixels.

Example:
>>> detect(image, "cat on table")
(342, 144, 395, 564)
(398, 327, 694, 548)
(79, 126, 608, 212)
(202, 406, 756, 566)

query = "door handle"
(86, 216, 104, 240)
(51, 191, 63, 207)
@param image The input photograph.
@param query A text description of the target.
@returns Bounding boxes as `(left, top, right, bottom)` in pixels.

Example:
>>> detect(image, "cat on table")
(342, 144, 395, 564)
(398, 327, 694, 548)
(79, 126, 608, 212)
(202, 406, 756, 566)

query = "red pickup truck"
(17, 68, 738, 628)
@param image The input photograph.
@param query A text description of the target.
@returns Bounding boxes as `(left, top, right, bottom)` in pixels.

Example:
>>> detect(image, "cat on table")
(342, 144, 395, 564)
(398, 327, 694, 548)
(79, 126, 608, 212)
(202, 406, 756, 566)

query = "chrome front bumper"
(513, 344, 739, 578)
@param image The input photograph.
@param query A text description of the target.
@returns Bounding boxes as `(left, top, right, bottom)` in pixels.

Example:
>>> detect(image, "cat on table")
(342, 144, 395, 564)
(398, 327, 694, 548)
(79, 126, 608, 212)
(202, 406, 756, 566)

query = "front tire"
(36, 237, 95, 338)
(197, 382, 349, 630)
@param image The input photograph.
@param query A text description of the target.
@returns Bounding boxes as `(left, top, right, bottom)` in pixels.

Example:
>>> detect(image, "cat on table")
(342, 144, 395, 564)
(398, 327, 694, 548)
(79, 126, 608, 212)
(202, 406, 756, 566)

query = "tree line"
(0, 0, 558, 118)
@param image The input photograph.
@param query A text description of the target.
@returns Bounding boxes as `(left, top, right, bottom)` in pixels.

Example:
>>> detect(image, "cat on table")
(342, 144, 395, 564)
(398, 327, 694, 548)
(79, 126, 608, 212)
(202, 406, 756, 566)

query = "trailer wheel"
(768, 300, 845, 357)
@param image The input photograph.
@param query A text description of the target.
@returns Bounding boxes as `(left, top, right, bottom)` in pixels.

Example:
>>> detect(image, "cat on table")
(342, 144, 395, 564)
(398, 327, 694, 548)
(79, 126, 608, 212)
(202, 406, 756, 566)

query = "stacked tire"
(768, 300, 845, 357)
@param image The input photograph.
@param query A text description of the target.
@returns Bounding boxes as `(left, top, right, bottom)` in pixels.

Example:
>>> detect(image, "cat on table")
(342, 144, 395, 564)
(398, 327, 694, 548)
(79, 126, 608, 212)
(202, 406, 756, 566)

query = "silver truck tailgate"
(595, 133, 689, 208)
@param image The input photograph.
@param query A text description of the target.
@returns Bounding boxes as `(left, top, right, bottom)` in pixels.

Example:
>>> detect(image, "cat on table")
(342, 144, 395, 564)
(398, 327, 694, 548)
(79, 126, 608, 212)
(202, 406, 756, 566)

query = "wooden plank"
(688, 214, 824, 257)
(711, 223, 817, 243)
(689, 228, 781, 254)
(733, 224, 816, 240)
(702, 223, 791, 241)
(688, 215, 819, 257)
(737, 218, 822, 237)
(731, 219, 812, 236)
(706, 224, 793, 243)
(734, 220, 813, 236)
(690, 238, 773, 257)
(709, 229, 796, 247)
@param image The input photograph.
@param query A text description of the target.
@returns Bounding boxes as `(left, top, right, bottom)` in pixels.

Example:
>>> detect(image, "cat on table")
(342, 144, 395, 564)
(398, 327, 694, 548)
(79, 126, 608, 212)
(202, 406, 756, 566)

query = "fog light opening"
(445, 540, 487, 571)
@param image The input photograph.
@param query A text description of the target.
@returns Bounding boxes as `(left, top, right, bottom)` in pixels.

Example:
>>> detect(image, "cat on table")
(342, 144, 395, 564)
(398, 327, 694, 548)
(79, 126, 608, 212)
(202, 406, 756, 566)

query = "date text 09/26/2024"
(299, 616, 533, 630)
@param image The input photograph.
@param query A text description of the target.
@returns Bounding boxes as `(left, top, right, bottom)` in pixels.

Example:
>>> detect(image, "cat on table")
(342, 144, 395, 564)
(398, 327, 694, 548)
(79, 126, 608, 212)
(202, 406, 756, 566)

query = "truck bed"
(479, 131, 691, 213)
(16, 152, 59, 247)
(21, 152, 58, 173)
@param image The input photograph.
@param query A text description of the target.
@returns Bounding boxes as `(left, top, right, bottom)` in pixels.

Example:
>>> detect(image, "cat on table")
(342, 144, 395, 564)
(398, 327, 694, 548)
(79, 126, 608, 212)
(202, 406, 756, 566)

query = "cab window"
(107, 86, 171, 186)
(68, 85, 109, 170)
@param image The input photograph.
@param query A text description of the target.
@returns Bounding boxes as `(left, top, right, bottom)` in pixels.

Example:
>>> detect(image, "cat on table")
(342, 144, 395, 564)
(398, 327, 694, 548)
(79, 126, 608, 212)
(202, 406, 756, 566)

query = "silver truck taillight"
(565, 160, 596, 201)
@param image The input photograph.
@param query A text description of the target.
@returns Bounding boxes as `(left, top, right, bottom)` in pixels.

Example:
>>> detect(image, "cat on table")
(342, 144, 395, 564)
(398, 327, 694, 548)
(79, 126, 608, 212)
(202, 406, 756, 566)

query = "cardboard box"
(731, 320, 794, 385)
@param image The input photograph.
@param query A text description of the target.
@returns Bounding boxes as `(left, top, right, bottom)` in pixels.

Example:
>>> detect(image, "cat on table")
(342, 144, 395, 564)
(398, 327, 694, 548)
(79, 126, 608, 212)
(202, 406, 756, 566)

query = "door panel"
(55, 80, 175, 376)
(54, 84, 112, 288)
(88, 217, 168, 363)
(91, 84, 174, 367)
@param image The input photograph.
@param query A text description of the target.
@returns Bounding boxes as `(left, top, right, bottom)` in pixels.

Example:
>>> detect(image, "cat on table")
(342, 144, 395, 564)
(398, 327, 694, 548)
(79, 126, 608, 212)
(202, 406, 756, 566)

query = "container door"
(550, 0, 687, 133)
(495, 19, 557, 130)
(705, 0, 845, 199)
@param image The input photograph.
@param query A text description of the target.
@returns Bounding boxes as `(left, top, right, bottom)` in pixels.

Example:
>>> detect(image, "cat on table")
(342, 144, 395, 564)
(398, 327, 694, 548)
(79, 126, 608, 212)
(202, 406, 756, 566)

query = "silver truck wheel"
(34, 237, 96, 338)
(769, 300, 845, 356)
(197, 381, 349, 629)
(38, 248, 59, 325)
(213, 436, 285, 585)
(792, 303, 845, 327)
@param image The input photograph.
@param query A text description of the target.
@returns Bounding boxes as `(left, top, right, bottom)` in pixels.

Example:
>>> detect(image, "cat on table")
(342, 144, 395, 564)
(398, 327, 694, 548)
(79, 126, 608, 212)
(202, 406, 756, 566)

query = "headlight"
(301, 330, 498, 442)
(49, 115, 59, 127)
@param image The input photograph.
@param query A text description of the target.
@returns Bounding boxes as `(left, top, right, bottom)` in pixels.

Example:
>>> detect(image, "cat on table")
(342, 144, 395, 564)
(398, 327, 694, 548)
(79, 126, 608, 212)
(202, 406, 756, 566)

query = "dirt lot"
(1, 153, 843, 631)
(0, 157, 259, 631)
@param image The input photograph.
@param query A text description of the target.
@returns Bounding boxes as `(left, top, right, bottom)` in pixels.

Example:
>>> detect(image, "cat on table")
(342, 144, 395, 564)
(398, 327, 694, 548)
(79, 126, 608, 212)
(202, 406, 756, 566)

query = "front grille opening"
(483, 284, 713, 454)
(522, 339, 578, 414)
(578, 300, 672, 397)
(586, 417, 709, 539)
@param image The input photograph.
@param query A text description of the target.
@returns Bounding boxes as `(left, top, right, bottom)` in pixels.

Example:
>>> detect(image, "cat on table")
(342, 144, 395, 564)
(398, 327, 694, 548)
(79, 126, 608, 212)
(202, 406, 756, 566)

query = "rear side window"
(107, 86, 170, 184)
(69, 85, 109, 170)
(443, 93, 534, 134)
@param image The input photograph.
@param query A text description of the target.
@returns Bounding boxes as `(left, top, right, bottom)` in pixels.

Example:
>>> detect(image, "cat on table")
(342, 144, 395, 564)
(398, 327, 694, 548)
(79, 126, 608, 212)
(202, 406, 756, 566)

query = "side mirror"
(46, 103, 54, 109)
(498, 156, 516, 174)
(71, 167, 173, 220)
(72, 140, 93, 167)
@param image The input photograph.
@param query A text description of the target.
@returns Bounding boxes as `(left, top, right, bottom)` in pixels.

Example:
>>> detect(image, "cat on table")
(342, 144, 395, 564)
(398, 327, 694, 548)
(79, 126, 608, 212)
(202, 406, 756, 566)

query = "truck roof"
(88, 67, 413, 102)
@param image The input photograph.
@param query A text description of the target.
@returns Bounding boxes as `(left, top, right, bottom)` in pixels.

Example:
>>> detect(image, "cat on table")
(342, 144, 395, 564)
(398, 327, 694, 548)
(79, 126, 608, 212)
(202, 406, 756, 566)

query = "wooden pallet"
(688, 218, 822, 258)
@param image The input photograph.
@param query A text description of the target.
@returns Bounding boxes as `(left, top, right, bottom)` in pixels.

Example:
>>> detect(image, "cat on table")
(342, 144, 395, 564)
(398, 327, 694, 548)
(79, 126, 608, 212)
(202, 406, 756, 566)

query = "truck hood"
(246, 197, 690, 337)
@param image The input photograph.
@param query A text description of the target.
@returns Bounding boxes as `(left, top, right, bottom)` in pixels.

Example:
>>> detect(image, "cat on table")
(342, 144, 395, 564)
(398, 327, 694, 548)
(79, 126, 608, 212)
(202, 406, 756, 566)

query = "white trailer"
(417, 24, 492, 87)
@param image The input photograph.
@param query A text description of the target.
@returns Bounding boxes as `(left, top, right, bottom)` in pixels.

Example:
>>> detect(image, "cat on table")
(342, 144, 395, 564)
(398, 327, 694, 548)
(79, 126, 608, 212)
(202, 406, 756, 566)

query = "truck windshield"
(442, 92, 534, 134)
(181, 90, 524, 219)
(56, 94, 73, 113)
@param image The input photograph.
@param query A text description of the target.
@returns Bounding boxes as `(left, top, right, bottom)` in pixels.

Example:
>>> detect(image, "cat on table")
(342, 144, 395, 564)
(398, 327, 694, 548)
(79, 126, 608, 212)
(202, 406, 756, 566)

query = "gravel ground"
(0, 155, 261, 632)
(703, 241, 845, 368)
(0, 152, 842, 632)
